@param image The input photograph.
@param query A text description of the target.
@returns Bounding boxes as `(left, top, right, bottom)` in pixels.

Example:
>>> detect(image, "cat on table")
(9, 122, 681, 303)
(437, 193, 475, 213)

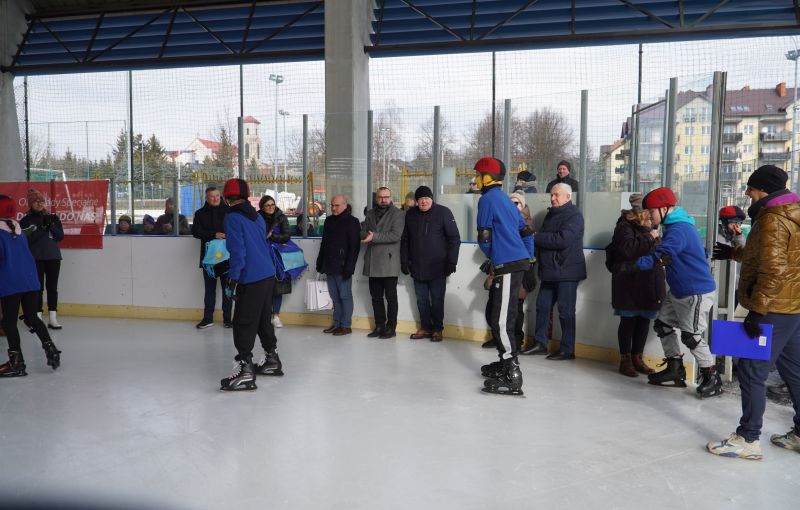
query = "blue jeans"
(413, 278, 446, 332)
(202, 270, 232, 322)
(327, 274, 354, 328)
(736, 313, 800, 441)
(273, 294, 283, 314)
(534, 281, 579, 354)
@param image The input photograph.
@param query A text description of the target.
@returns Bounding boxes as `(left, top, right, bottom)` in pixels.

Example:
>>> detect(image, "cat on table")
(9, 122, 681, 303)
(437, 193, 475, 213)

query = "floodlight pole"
(787, 50, 799, 193)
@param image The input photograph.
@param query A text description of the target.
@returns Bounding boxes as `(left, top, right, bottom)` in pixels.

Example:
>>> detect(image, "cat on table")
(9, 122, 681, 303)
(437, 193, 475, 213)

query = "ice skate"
(480, 359, 503, 378)
(41, 340, 61, 370)
(482, 357, 524, 396)
(647, 356, 687, 387)
(220, 358, 257, 391)
(696, 365, 723, 398)
(0, 351, 27, 378)
(255, 350, 284, 376)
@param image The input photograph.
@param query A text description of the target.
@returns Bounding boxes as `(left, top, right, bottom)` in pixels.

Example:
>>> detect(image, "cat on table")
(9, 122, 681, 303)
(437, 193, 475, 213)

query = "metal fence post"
(433, 106, 441, 200)
(706, 71, 727, 257)
(367, 110, 373, 204)
(110, 178, 117, 235)
(503, 99, 511, 192)
(173, 177, 179, 237)
(579, 90, 588, 210)
(302, 114, 309, 238)
(664, 77, 678, 188)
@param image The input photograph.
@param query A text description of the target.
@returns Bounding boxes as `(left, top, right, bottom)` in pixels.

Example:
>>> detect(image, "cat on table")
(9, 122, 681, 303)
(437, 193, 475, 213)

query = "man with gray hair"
(521, 182, 586, 360)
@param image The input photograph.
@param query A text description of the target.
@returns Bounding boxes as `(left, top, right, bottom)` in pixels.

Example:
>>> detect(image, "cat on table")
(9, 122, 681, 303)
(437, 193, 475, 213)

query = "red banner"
(0, 180, 109, 249)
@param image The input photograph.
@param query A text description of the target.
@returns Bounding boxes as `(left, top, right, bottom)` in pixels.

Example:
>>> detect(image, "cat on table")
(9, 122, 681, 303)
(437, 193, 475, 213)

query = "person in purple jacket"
(0, 195, 61, 378)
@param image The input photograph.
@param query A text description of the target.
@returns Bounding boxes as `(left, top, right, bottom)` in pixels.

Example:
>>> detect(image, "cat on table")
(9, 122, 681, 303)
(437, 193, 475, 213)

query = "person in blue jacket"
(474, 157, 534, 396)
(0, 195, 61, 378)
(641, 187, 722, 398)
(219, 179, 281, 392)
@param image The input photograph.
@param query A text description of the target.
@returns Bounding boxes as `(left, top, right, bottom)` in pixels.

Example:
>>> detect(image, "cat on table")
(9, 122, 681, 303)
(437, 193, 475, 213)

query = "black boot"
(367, 325, 385, 338)
(220, 357, 257, 391)
(696, 365, 723, 398)
(647, 356, 687, 387)
(41, 341, 61, 370)
(482, 357, 524, 396)
(0, 351, 27, 378)
(255, 350, 284, 376)
(481, 358, 504, 378)
(379, 325, 396, 339)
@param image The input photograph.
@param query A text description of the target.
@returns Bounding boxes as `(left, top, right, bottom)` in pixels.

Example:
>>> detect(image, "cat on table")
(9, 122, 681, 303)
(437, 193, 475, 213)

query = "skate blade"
(220, 383, 258, 392)
(481, 387, 525, 397)
(647, 379, 687, 388)
(697, 389, 724, 399)
(258, 370, 284, 377)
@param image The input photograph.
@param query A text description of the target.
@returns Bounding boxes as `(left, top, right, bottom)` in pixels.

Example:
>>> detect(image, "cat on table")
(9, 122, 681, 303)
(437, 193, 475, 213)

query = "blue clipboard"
(711, 320, 773, 361)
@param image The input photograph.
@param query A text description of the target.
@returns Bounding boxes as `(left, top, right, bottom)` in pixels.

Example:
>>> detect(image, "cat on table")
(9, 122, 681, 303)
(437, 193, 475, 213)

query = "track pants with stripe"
(656, 291, 715, 368)
(488, 271, 524, 360)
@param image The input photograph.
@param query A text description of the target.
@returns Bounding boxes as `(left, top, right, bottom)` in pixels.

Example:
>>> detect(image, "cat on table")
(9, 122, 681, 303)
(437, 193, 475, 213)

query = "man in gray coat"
(361, 186, 406, 339)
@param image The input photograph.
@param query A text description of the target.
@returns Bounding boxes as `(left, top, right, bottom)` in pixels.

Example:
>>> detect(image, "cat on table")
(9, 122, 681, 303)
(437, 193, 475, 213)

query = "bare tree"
(517, 107, 576, 184)
(413, 115, 455, 169)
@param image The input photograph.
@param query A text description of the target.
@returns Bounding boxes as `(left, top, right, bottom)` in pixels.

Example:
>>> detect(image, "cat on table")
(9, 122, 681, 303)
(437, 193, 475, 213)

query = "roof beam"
(679, 0, 685, 28)
(470, 0, 476, 40)
(158, 7, 179, 59)
(478, 0, 541, 41)
(689, 0, 731, 29)
(792, 0, 800, 23)
(399, 0, 465, 42)
(28, 1, 269, 21)
(38, 18, 82, 63)
(571, 0, 576, 35)
(9, 19, 34, 68)
(182, 7, 236, 54)
(245, 0, 323, 54)
(87, 9, 169, 62)
(375, 0, 387, 46)
(617, 0, 675, 29)
(83, 13, 105, 63)
(240, 0, 257, 52)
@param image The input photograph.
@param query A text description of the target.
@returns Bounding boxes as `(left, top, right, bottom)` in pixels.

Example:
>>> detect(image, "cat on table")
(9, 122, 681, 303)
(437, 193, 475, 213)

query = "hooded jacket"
(0, 219, 42, 298)
(191, 201, 230, 268)
(653, 207, 716, 298)
(316, 205, 360, 277)
(224, 201, 275, 284)
(19, 210, 63, 260)
(733, 191, 800, 314)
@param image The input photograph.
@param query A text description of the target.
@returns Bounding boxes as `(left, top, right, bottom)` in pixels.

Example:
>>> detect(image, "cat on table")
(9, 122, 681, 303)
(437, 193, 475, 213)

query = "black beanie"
(747, 165, 787, 194)
(414, 185, 433, 201)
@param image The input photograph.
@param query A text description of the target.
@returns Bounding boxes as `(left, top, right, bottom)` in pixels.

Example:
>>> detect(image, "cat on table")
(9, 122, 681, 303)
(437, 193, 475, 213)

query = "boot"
(220, 357, 257, 391)
(48, 311, 62, 330)
(379, 326, 396, 339)
(41, 340, 61, 370)
(255, 350, 284, 376)
(618, 354, 637, 377)
(631, 353, 654, 375)
(696, 365, 723, 398)
(0, 351, 27, 378)
(367, 325, 385, 338)
(647, 356, 687, 387)
(482, 357, 524, 396)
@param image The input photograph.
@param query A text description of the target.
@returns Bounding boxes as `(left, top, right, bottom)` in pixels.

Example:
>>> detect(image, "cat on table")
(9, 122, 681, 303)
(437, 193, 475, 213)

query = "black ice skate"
(696, 365, 723, 398)
(41, 341, 61, 370)
(220, 358, 257, 391)
(481, 359, 503, 378)
(647, 356, 687, 387)
(255, 350, 284, 376)
(482, 357, 524, 396)
(0, 351, 27, 378)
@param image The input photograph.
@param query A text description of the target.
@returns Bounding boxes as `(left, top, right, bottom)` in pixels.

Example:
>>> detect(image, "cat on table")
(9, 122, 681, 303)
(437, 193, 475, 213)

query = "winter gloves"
(743, 311, 764, 339)
(712, 242, 733, 260)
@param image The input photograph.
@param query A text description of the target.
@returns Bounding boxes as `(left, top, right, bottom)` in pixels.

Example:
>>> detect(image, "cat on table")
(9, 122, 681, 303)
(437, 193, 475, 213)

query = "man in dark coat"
(191, 186, 231, 330)
(545, 160, 579, 194)
(523, 182, 586, 360)
(156, 197, 190, 235)
(316, 195, 361, 336)
(400, 186, 461, 342)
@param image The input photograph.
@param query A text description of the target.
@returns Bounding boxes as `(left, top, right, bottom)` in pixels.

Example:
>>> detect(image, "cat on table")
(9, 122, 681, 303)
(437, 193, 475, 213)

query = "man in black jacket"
(545, 160, 580, 194)
(191, 186, 232, 329)
(400, 186, 461, 342)
(316, 195, 360, 336)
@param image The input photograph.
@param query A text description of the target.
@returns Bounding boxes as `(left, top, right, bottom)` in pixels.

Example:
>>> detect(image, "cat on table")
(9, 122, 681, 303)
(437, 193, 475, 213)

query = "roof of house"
(242, 116, 261, 124)
(198, 138, 238, 154)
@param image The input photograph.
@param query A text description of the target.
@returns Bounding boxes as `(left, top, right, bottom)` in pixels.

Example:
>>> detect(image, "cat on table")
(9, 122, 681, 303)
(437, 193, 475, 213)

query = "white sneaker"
(707, 433, 763, 460)
(271, 315, 283, 328)
(770, 429, 800, 453)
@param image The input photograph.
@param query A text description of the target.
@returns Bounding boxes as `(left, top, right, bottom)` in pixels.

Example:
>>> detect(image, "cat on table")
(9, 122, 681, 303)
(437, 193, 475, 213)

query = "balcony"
(721, 152, 740, 162)
(760, 131, 792, 142)
(759, 151, 791, 162)
(722, 133, 743, 143)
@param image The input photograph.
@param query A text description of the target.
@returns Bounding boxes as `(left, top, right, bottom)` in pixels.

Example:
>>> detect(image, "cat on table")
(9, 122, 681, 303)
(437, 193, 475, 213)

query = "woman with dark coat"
(19, 188, 64, 330)
(259, 195, 291, 328)
(607, 193, 666, 377)
(0, 195, 61, 378)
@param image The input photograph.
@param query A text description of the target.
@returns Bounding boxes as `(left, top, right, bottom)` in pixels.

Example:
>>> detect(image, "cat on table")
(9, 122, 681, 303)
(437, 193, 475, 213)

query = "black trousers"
(485, 294, 525, 350)
(488, 271, 524, 359)
(232, 277, 276, 361)
(202, 270, 232, 322)
(36, 259, 61, 312)
(368, 276, 398, 328)
(1, 291, 53, 355)
(617, 316, 651, 355)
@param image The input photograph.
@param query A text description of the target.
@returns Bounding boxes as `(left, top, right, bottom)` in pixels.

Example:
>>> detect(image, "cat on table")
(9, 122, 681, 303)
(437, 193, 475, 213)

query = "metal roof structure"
(3, 0, 800, 75)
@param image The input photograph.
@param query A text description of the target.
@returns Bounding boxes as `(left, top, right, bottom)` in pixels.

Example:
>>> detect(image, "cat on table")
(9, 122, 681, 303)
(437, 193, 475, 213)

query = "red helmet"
(719, 205, 746, 222)
(223, 178, 250, 200)
(642, 187, 677, 209)
(474, 157, 507, 180)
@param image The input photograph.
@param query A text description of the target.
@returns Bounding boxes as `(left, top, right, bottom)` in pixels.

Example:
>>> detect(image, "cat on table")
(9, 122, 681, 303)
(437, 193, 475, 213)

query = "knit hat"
(118, 214, 132, 225)
(0, 195, 15, 219)
(510, 190, 527, 208)
(26, 188, 45, 206)
(223, 178, 250, 200)
(628, 193, 644, 211)
(642, 187, 677, 209)
(474, 157, 507, 181)
(719, 205, 746, 223)
(143, 214, 156, 226)
(517, 170, 536, 182)
(414, 185, 433, 201)
(747, 165, 787, 194)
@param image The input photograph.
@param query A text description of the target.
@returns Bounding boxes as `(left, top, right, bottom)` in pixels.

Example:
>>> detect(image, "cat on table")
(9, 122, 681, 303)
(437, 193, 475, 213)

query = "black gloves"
(445, 263, 457, 276)
(713, 242, 733, 261)
(401, 264, 410, 275)
(42, 213, 57, 229)
(479, 260, 492, 274)
(743, 311, 764, 339)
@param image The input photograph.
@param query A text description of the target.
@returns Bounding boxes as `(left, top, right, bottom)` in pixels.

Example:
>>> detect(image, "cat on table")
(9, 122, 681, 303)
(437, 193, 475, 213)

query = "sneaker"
(770, 430, 800, 452)
(271, 315, 284, 328)
(223, 321, 233, 329)
(707, 433, 763, 460)
(196, 319, 214, 329)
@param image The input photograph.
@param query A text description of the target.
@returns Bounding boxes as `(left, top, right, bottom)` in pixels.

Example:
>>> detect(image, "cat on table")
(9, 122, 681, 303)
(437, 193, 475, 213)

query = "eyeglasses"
(265, 203, 276, 207)
(511, 201, 521, 205)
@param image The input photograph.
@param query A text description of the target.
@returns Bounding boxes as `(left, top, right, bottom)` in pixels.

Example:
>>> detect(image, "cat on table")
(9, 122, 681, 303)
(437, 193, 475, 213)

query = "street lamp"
(787, 49, 799, 193)
(380, 127, 390, 186)
(269, 73, 284, 180)
(279, 109, 290, 193)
